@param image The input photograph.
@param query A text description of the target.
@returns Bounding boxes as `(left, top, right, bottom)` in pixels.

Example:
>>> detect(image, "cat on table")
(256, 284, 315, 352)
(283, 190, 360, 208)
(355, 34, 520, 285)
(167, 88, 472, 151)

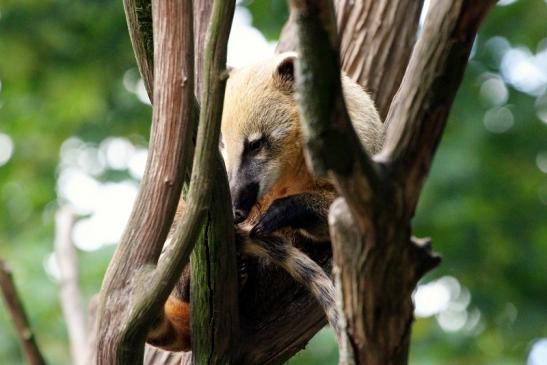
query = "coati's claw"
(250, 198, 289, 236)
(236, 250, 249, 287)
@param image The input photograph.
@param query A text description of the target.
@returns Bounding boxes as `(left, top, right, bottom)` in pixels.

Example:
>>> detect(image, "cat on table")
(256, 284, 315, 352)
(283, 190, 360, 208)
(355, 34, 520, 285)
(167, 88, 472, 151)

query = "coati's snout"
(230, 181, 259, 223)
(224, 133, 281, 224)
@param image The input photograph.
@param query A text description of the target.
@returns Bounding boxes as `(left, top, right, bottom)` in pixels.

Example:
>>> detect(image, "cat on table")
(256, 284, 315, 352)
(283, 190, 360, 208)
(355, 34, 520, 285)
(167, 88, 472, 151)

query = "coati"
(147, 52, 384, 351)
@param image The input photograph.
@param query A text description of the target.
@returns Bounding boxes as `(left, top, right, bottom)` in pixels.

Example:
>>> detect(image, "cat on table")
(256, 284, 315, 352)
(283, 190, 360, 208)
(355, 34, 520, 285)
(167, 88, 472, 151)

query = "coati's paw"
(250, 196, 299, 237)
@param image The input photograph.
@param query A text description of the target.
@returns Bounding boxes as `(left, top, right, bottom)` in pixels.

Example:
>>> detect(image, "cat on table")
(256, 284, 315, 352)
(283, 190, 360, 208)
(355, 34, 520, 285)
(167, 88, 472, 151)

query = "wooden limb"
(290, 1, 473, 364)
(275, 11, 298, 53)
(337, 0, 424, 119)
(0, 260, 46, 365)
(123, 0, 154, 102)
(190, 152, 239, 363)
(95, 1, 195, 363)
(379, 0, 495, 216)
(54, 207, 87, 365)
(278, 0, 423, 121)
(150, 0, 235, 321)
(290, 0, 380, 230)
(193, 0, 213, 100)
(328, 199, 441, 364)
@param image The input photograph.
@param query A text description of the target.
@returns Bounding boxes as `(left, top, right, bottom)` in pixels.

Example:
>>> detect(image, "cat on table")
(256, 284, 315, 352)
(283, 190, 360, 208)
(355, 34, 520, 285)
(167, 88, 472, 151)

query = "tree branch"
(190, 154, 239, 364)
(0, 260, 46, 365)
(278, 0, 424, 122)
(193, 0, 213, 100)
(95, 0, 195, 362)
(379, 0, 496, 217)
(290, 0, 380, 230)
(54, 207, 87, 365)
(337, 0, 424, 120)
(291, 1, 491, 364)
(149, 2, 238, 363)
(149, 0, 235, 315)
(123, 0, 154, 102)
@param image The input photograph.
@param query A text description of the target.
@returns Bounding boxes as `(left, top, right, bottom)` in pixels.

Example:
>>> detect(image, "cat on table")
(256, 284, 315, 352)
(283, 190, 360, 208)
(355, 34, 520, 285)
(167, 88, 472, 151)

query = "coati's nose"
(233, 209, 247, 224)
(230, 182, 259, 224)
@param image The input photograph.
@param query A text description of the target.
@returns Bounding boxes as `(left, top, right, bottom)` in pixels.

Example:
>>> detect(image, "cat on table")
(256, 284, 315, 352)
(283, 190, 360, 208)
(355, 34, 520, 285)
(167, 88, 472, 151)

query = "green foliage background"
(0, 1, 546, 364)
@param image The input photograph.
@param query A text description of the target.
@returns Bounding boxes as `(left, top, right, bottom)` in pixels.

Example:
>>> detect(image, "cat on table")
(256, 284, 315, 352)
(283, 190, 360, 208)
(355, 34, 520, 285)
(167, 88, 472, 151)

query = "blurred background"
(0, 0, 546, 364)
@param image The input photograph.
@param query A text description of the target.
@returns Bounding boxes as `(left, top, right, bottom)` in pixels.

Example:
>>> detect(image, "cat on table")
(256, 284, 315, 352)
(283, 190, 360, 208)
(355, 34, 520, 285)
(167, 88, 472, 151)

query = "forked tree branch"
(95, 1, 195, 362)
(290, 0, 492, 364)
(0, 260, 46, 365)
(150, 1, 239, 363)
(150, 0, 235, 318)
(130, 1, 494, 364)
(289, 0, 381, 230)
(379, 0, 496, 217)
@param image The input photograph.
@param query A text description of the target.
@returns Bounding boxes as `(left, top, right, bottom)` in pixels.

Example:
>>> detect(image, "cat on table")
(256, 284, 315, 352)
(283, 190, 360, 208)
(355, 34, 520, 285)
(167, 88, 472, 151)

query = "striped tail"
(241, 235, 340, 340)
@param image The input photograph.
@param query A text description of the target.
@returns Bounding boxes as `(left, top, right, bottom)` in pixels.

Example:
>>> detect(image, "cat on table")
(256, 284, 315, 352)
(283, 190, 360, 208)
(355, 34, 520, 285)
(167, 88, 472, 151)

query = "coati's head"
(220, 53, 306, 223)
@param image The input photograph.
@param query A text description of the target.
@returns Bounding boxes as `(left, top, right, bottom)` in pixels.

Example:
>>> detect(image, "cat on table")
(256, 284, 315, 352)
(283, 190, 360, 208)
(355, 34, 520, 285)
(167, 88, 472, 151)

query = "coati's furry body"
(147, 53, 383, 351)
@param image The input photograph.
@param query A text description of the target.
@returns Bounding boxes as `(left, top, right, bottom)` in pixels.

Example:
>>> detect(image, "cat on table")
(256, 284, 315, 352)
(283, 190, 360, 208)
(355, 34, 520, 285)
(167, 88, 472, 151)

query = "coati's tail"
(147, 296, 191, 352)
(241, 235, 340, 338)
(147, 233, 339, 353)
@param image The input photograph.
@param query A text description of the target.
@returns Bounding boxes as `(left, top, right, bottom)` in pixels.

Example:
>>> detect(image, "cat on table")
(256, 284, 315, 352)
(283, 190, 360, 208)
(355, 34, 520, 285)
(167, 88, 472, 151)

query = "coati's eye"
(246, 136, 267, 155)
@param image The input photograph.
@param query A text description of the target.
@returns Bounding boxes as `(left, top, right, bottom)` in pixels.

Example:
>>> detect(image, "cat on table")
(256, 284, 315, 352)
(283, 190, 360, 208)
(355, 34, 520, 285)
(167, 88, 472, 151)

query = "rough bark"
(278, 0, 423, 121)
(193, 0, 213, 100)
(336, 0, 424, 119)
(0, 260, 46, 365)
(379, 0, 496, 216)
(290, 0, 494, 364)
(95, 1, 195, 363)
(186, 1, 239, 362)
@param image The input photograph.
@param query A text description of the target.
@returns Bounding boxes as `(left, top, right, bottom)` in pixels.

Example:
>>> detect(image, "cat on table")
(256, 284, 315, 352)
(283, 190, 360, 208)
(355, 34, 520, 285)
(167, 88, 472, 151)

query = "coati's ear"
(273, 53, 297, 92)
(222, 65, 234, 80)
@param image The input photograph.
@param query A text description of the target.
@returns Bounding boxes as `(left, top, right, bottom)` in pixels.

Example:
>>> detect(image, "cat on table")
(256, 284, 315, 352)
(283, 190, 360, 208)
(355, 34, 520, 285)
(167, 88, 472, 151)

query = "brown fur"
(147, 53, 383, 352)
(221, 52, 382, 225)
(147, 297, 191, 352)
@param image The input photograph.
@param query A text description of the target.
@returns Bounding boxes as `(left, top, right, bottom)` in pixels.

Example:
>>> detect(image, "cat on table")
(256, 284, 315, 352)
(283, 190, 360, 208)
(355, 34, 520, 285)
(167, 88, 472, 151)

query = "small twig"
(0, 260, 47, 365)
(54, 206, 87, 365)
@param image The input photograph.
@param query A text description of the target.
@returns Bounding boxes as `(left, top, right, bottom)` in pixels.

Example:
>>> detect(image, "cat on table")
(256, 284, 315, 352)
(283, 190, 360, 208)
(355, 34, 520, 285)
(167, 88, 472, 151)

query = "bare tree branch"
(150, 0, 235, 318)
(337, 0, 424, 119)
(54, 207, 87, 365)
(95, 0, 195, 362)
(147, 1, 239, 363)
(291, 0, 492, 364)
(123, 0, 154, 102)
(289, 0, 380, 230)
(379, 0, 495, 217)
(0, 260, 46, 365)
(193, 0, 213, 100)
